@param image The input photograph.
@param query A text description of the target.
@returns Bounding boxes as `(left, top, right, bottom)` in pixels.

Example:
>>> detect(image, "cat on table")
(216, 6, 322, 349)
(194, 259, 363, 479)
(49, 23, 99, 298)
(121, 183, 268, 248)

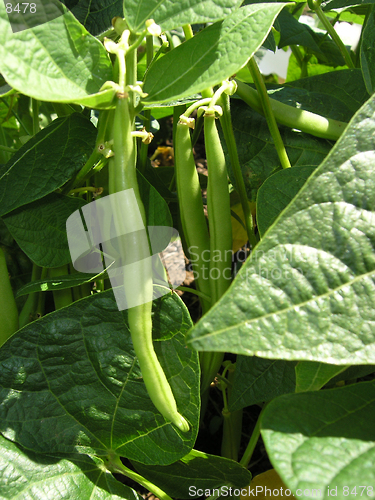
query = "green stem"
(0, 248, 19, 346)
(50, 266, 73, 310)
(0, 126, 11, 163)
(355, 4, 371, 67)
(218, 93, 258, 249)
(63, 110, 111, 193)
(183, 24, 194, 40)
(248, 58, 291, 170)
(311, 1, 355, 68)
(108, 456, 173, 500)
(235, 80, 347, 140)
(32, 99, 40, 136)
(220, 364, 243, 461)
(239, 405, 267, 468)
(18, 263, 42, 328)
(35, 267, 48, 318)
(290, 45, 309, 78)
(139, 35, 154, 173)
(175, 286, 211, 302)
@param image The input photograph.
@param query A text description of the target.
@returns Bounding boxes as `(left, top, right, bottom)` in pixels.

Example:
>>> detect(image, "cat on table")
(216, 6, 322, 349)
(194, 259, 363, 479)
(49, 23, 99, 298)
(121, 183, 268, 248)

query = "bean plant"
(0, 0, 375, 498)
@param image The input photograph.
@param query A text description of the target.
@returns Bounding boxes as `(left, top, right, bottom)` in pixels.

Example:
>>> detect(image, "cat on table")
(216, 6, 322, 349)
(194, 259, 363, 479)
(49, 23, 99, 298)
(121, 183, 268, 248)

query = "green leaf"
(131, 449, 251, 498)
(0, 289, 199, 465)
(186, 91, 375, 365)
(62, 0, 123, 36)
(286, 51, 347, 82)
(257, 166, 316, 238)
(277, 8, 345, 66)
(0, 114, 97, 217)
(143, 3, 286, 103)
(321, 0, 375, 11)
(0, 4, 114, 106)
(123, 0, 243, 33)
(225, 100, 331, 202)
(295, 361, 348, 392)
(327, 364, 375, 385)
(261, 381, 375, 498)
(0, 434, 139, 500)
(228, 357, 296, 412)
(361, 5, 375, 95)
(4, 170, 172, 270)
(138, 170, 173, 227)
(15, 271, 105, 298)
(3, 193, 85, 268)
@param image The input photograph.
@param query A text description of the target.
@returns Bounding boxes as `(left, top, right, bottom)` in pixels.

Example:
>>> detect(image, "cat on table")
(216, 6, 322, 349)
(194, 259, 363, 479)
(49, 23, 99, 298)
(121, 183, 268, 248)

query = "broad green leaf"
(132, 449, 251, 498)
(276, 8, 345, 66)
(228, 356, 296, 412)
(0, 114, 96, 217)
(124, 0, 243, 33)
(266, 69, 368, 122)
(0, 289, 199, 465)
(328, 364, 375, 385)
(3, 194, 85, 268)
(61, 0, 123, 36)
(286, 51, 347, 82)
(4, 171, 173, 269)
(143, 4, 286, 104)
(0, 434, 139, 500)
(15, 271, 106, 298)
(261, 381, 375, 498)
(295, 361, 348, 392)
(225, 100, 331, 202)
(0, 4, 114, 106)
(361, 5, 375, 94)
(186, 91, 375, 365)
(321, 0, 375, 11)
(257, 166, 316, 237)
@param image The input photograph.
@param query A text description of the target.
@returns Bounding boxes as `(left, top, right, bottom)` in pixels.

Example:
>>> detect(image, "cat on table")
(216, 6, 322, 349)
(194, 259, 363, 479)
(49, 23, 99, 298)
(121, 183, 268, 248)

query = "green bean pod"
(0, 247, 19, 346)
(110, 96, 189, 432)
(204, 112, 232, 303)
(174, 120, 211, 312)
(235, 80, 347, 141)
(200, 112, 233, 392)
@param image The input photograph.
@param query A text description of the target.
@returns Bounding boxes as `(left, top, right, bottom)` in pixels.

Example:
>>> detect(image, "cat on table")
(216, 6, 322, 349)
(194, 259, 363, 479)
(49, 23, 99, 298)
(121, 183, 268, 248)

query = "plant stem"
(18, 263, 42, 328)
(219, 93, 258, 249)
(355, 4, 371, 67)
(32, 98, 40, 136)
(183, 24, 194, 40)
(108, 456, 173, 500)
(240, 404, 267, 468)
(175, 286, 211, 302)
(50, 266, 73, 310)
(139, 35, 154, 173)
(235, 80, 347, 140)
(220, 364, 243, 461)
(63, 110, 111, 193)
(311, 1, 355, 68)
(0, 248, 19, 346)
(290, 45, 308, 78)
(248, 58, 291, 170)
